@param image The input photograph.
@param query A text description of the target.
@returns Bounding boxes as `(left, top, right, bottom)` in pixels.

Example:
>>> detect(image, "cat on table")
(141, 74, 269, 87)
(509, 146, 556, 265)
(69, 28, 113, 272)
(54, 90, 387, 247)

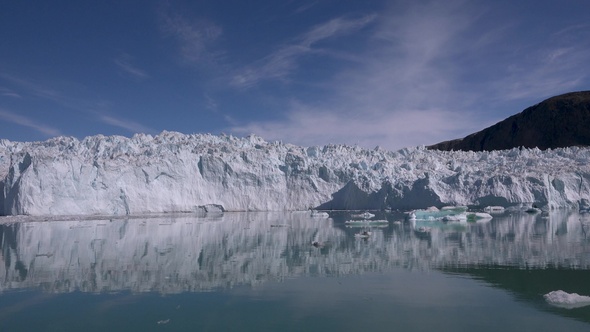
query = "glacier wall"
(1, 131, 590, 216)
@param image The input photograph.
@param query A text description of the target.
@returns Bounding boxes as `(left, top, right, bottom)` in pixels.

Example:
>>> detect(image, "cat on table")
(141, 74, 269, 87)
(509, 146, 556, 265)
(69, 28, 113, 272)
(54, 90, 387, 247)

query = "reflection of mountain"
(1, 211, 590, 294)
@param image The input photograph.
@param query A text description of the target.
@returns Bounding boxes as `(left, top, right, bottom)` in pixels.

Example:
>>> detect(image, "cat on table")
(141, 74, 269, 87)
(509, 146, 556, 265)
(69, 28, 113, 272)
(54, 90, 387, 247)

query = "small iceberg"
(351, 211, 375, 219)
(411, 206, 467, 220)
(484, 206, 505, 213)
(345, 219, 388, 227)
(544, 290, 590, 309)
(310, 210, 330, 218)
(408, 206, 491, 223)
(525, 204, 542, 214)
(466, 212, 493, 221)
(442, 214, 467, 222)
(525, 207, 542, 214)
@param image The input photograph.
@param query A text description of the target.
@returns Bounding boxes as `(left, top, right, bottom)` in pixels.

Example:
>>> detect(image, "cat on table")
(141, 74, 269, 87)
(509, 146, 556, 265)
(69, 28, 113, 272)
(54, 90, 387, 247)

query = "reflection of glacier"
(0, 212, 348, 294)
(1, 212, 590, 294)
(402, 211, 590, 269)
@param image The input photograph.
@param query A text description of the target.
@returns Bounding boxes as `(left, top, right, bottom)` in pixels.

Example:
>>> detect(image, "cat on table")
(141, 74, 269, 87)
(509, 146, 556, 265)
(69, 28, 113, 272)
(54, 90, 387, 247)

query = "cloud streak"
(0, 87, 22, 98)
(231, 2, 481, 149)
(114, 53, 149, 80)
(229, 1, 590, 150)
(159, 9, 223, 64)
(1, 72, 155, 136)
(0, 72, 63, 101)
(231, 14, 376, 88)
(99, 114, 156, 135)
(231, 102, 475, 149)
(0, 108, 61, 137)
(489, 32, 590, 102)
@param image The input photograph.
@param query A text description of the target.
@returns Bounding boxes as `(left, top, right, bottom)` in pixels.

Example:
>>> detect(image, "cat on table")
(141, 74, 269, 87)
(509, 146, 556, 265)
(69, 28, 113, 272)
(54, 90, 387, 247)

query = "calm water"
(1, 210, 590, 331)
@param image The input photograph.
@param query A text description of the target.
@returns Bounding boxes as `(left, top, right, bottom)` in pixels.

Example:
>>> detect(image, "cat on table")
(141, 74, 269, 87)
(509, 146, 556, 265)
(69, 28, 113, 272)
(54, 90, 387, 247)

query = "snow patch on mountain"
(1, 131, 589, 216)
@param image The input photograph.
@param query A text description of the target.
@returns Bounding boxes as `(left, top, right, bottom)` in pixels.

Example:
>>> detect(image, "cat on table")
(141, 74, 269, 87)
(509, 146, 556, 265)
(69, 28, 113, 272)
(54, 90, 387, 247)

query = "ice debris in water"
(544, 290, 590, 309)
(310, 210, 330, 218)
(407, 206, 492, 222)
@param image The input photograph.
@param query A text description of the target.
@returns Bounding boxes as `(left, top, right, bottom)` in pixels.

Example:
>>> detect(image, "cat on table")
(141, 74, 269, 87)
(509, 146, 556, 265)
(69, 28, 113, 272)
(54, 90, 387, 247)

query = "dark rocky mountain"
(428, 91, 590, 151)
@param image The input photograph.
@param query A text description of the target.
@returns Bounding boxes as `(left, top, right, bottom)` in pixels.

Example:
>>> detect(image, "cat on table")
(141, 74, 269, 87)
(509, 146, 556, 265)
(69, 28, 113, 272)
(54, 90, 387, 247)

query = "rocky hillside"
(428, 91, 590, 151)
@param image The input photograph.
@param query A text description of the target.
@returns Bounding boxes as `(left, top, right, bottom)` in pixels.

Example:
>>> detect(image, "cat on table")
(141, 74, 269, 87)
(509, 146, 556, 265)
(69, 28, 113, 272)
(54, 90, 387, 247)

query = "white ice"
(544, 290, 590, 309)
(1, 132, 590, 216)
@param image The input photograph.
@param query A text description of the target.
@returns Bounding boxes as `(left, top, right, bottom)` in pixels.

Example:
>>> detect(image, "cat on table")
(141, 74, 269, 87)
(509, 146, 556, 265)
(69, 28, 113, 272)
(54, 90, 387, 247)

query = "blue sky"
(1, 0, 589, 151)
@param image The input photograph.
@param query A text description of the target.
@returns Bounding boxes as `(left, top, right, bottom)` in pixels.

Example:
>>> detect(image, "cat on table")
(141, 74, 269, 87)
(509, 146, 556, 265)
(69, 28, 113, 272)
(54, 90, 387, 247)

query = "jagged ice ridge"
(1, 131, 589, 216)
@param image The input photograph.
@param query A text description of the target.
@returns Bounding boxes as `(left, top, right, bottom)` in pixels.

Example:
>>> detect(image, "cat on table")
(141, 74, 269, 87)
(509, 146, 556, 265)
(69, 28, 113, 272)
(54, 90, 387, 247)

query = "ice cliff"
(1, 131, 589, 216)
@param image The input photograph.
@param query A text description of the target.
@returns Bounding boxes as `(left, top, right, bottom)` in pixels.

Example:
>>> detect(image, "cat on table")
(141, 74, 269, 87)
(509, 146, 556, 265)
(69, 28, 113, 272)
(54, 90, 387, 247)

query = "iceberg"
(344, 219, 388, 227)
(410, 206, 468, 220)
(484, 206, 505, 213)
(1, 132, 590, 216)
(351, 211, 375, 219)
(310, 210, 330, 218)
(544, 290, 590, 309)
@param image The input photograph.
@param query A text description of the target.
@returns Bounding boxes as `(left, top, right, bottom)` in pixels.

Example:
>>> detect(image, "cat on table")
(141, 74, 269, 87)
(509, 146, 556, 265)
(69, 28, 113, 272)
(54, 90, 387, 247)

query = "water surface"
(1, 210, 590, 331)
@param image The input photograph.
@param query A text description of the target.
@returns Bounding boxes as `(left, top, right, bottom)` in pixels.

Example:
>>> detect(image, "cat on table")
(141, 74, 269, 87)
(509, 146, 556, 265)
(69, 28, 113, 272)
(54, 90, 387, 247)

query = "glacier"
(1, 131, 590, 216)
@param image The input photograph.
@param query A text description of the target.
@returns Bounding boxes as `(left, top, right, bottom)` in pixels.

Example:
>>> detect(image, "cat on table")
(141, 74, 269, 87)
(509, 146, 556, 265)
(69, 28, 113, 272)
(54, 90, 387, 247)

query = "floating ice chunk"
(351, 212, 375, 219)
(467, 212, 493, 220)
(441, 206, 468, 211)
(310, 210, 330, 218)
(412, 206, 467, 220)
(345, 219, 388, 227)
(442, 214, 467, 222)
(484, 206, 505, 213)
(544, 290, 590, 309)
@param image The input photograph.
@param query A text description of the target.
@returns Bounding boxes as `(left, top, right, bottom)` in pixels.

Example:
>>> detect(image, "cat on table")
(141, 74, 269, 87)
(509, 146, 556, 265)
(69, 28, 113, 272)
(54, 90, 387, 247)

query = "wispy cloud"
(231, 14, 376, 88)
(204, 93, 218, 112)
(0, 108, 61, 137)
(490, 34, 590, 102)
(1, 72, 155, 136)
(99, 114, 156, 134)
(159, 9, 222, 64)
(0, 87, 22, 98)
(231, 102, 476, 149)
(1, 72, 107, 115)
(114, 53, 149, 80)
(552, 23, 590, 39)
(0, 72, 63, 101)
(229, 1, 590, 150)
(231, 2, 480, 149)
(294, 1, 319, 14)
